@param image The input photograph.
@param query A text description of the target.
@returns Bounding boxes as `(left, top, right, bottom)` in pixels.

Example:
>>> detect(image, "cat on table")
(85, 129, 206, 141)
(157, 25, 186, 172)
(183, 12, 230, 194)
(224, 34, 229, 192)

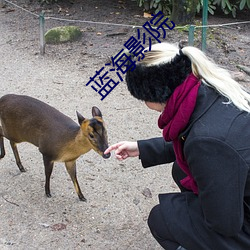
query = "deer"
(0, 94, 111, 201)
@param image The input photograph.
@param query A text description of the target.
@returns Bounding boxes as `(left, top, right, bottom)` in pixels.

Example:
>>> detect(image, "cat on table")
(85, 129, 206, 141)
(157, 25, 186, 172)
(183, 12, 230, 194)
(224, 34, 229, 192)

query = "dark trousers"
(148, 162, 188, 250)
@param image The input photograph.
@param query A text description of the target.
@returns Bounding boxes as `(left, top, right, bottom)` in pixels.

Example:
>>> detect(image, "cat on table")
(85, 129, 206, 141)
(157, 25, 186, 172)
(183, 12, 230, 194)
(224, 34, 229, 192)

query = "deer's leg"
(0, 127, 5, 159)
(43, 155, 54, 198)
(65, 160, 86, 202)
(10, 141, 25, 172)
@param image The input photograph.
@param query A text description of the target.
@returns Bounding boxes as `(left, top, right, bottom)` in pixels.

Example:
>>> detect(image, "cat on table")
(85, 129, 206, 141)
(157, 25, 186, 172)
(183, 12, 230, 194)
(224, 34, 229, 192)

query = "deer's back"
(0, 94, 79, 148)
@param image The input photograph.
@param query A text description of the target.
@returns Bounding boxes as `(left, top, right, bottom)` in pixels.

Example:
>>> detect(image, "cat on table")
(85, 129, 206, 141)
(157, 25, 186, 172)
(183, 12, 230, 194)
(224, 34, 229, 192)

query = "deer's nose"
(103, 152, 111, 159)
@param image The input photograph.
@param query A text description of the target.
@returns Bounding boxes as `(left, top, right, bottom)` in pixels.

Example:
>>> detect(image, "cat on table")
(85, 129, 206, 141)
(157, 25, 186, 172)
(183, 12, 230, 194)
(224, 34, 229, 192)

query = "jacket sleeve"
(185, 136, 249, 237)
(137, 137, 175, 168)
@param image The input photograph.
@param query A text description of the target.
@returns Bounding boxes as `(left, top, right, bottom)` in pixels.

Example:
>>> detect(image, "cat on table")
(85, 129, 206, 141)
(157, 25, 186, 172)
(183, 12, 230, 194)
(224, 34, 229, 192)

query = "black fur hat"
(125, 52, 192, 103)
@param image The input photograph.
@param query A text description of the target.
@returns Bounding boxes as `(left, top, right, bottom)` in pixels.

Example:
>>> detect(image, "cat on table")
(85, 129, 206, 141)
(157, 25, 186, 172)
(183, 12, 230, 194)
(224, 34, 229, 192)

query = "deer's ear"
(76, 111, 85, 125)
(92, 106, 102, 118)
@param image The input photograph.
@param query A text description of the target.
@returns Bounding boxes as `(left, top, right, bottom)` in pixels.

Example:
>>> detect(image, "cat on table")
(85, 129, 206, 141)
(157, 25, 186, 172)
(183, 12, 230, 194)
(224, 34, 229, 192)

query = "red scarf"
(158, 73, 201, 194)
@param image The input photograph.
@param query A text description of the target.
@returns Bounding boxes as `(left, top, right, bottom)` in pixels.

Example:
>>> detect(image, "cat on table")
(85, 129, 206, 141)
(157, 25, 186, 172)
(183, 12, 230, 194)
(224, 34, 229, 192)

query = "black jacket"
(138, 84, 250, 249)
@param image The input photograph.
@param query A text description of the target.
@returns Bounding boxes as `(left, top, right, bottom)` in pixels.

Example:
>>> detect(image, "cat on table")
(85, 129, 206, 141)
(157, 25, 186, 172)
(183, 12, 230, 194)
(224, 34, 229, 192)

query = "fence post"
(39, 11, 45, 55)
(0, 0, 5, 8)
(188, 25, 195, 46)
(202, 0, 208, 51)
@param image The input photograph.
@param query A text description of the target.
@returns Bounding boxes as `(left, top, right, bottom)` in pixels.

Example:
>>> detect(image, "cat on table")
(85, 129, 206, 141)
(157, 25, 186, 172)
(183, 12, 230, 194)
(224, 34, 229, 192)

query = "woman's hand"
(104, 141, 139, 160)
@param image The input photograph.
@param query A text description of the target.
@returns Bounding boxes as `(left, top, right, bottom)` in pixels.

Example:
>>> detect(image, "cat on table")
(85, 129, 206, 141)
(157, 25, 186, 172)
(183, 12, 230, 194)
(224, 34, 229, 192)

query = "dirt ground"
(0, 0, 249, 249)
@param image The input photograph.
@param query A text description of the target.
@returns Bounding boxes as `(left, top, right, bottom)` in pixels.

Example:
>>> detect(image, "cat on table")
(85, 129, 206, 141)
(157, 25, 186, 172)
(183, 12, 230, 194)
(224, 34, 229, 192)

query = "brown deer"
(0, 94, 110, 201)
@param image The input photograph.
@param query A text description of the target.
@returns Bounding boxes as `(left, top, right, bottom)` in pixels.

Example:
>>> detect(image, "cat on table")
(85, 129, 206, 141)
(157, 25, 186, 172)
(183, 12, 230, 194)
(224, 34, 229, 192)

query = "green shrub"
(196, 0, 216, 15)
(136, 0, 172, 15)
(212, 0, 250, 17)
(136, 0, 250, 18)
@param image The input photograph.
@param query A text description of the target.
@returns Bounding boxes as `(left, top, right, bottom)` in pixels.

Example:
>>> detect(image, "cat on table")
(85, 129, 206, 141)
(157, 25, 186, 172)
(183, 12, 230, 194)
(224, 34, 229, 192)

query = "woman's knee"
(148, 204, 161, 233)
(148, 205, 179, 249)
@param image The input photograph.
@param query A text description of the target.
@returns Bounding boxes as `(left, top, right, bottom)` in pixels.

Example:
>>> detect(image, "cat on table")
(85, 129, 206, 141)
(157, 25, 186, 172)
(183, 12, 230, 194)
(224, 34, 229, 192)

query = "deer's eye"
(89, 133, 94, 139)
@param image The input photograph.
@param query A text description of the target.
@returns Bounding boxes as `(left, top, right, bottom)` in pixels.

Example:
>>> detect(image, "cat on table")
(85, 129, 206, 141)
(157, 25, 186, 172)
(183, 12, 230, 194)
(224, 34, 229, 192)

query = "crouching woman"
(105, 43, 250, 250)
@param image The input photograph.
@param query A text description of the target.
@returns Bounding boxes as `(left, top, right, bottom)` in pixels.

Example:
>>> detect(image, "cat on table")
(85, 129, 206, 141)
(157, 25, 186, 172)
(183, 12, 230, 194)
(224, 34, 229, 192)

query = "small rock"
(45, 26, 82, 44)
(39, 223, 50, 228)
(231, 71, 247, 82)
(142, 187, 152, 198)
(5, 241, 15, 246)
(133, 198, 140, 205)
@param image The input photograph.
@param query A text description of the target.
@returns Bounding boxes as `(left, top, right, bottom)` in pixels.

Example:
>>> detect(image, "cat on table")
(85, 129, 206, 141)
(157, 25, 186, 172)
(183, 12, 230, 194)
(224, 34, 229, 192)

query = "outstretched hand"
(104, 141, 139, 160)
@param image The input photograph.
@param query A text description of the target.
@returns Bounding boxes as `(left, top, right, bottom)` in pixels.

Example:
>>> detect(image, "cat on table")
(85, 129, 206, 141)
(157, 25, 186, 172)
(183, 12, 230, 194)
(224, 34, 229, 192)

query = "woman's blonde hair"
(142, 42, 250, 113)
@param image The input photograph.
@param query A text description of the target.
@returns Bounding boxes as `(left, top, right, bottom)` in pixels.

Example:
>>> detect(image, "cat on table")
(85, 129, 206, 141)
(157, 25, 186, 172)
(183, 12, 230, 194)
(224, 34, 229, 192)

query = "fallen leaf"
(143, 12, 152, 18)
(51, 223, 67, 231)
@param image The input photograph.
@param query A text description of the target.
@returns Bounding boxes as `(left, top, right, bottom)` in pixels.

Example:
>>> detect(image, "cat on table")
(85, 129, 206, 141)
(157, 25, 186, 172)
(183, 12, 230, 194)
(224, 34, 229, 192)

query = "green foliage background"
(38, 0, 250, 19)
(136, 0, 250, 18)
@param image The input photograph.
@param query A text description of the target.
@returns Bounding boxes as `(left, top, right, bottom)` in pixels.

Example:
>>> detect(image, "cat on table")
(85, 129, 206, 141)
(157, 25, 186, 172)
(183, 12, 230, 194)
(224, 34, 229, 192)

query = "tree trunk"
(171, 0, 198, 25)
